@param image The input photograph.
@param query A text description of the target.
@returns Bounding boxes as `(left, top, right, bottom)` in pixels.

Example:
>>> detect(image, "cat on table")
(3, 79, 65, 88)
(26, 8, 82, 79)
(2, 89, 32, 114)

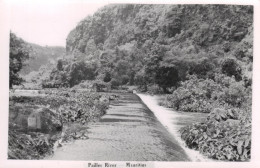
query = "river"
(137, 94, 210, 161)
(45, 93, 191, 161)
(10, 90, 210, 161)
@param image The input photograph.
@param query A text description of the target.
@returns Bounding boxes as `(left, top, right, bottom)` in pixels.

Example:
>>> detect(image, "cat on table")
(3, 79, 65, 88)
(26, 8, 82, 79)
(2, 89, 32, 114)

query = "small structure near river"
(27, 108, 62, 133)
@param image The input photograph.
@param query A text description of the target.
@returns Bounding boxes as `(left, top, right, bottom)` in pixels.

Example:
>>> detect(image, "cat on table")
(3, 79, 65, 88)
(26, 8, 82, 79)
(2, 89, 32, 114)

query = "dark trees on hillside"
(45, 4, 252, 94)
(155, 65, 179, 93)
(221, 58, 242, 81)
(103, 72, 112, 82)
(57, 59, 63, 71)
(68, 61, 97, 87)
(189, 58, 216, 79)
(46, 60, 98, 88)
(163, 7, 182, 38)
(9, 32, 30, 88)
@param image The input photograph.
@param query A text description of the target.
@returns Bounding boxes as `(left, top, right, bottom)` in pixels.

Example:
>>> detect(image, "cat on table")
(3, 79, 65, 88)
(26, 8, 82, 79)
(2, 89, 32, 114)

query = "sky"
(8, 0, 256, 47)
(9, 0, 109, 47)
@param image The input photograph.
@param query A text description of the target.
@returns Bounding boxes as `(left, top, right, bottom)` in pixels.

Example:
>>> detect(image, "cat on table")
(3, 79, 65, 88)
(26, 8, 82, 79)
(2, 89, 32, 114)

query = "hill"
(10, 4, 253, 161)
(46, 4, 252, 91)
(20, 43, 66, 75)
(9, 33, 66, 89)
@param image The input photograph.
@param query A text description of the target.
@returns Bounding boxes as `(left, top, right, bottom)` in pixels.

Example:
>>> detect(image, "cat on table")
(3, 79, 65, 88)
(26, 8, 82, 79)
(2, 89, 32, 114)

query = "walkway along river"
(46, 93, 208, 161)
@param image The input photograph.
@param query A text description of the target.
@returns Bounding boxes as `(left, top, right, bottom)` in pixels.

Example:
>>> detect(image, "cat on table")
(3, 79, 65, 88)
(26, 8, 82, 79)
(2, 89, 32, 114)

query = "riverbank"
(46, 93, 190, 161)
(8, 89, 111, 159)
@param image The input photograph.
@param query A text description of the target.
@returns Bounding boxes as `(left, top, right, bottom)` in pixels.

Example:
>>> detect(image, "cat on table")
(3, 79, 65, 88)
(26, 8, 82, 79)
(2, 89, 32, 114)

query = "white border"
(0, 0, 259, 168)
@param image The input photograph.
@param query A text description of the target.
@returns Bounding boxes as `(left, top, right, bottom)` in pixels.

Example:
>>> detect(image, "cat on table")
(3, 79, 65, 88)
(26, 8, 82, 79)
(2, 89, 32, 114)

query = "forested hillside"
(9, 32, 30, 88)
(9, 33, 66, 89)
(10, 4, 253, 161)
(20, 44, 66, 75)
(42, 4, 253, 161)
(46, 4, 252, 92)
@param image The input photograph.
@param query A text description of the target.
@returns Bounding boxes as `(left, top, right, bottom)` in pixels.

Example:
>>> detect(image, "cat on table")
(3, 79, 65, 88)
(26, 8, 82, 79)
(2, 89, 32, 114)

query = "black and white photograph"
(1, 0, 259, 167)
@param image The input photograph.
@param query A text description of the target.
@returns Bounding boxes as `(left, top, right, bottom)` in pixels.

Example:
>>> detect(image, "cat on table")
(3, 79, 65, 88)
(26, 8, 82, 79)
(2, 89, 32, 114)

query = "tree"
(57, 59, 63, 71)
(155, 65, 179, 93)
(190, 58, 215, 79)
(68, 61, 97, 87)
(103, 71, 112, 82)
(9, 32, 30, 88)
(163, 7, 182, 38)
(221, 58, 242, 81)
(134, 68, 149, 91)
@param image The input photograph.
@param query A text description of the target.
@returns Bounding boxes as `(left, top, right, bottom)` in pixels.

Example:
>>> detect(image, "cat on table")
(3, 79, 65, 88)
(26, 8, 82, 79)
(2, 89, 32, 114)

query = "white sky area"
(9, 1, 109, 47)
(8, 0, 256, 47)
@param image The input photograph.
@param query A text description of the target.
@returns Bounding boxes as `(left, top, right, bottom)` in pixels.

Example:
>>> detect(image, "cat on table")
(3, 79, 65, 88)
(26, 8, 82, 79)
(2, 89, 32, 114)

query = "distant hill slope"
(20, 43, 66, 75)
(9, 35, 66, 89)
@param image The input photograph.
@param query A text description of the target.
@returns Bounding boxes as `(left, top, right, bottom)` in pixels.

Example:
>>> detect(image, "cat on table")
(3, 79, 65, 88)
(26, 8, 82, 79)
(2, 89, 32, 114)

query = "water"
(46, 93, 190, 161)
(9, 89, 51, 97)
(137, 93, 211, 162)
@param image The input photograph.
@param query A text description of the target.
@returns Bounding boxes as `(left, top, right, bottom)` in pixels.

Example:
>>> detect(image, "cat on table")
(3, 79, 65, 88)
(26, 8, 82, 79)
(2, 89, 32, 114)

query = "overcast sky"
(9, 0, 108, 47)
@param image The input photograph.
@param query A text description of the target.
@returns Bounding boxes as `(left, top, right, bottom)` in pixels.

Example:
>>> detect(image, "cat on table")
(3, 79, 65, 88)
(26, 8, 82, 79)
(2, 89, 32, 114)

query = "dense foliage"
(9, 33, 65, 89)
(9, 32, 30, 88)
(8, 90, 114, 159)
(180, 106, 251, 161)
(9, 4, 253, 161)
(45, 5, 252, 161)
(162, 74, 251, 113)
(161, 73, 252, 161)
(44, 4, 252, 92)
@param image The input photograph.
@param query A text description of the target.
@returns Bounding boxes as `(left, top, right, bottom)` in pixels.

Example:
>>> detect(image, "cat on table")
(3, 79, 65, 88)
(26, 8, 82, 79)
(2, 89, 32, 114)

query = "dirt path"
(45, 93, 190, 161)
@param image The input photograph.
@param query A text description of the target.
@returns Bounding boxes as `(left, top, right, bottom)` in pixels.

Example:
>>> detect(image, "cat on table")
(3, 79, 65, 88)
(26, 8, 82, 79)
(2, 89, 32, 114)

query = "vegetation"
(162, 74, 251, 113)
(180, 106, 251, 161)
(9, 4, 253, 161)
(43, 4, 252, 92)
(20, 44, 66, 75)
(9, 33, 65, 89)
(9, 32, 30, 88)
(8, 89, 115, 159)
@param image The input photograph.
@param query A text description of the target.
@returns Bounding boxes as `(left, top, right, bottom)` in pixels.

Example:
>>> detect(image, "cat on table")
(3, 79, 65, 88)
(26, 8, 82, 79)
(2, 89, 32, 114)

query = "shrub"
(180, 107, 251, 161)
(110, 78, 120, 89)
(221, 58, 242, 81)
(216, 81, 247, 108)
(162, 74, 250, 113)
(121, 75, 130, 85)
(162, 75, 222, 113)
(147, 84, 164, 95)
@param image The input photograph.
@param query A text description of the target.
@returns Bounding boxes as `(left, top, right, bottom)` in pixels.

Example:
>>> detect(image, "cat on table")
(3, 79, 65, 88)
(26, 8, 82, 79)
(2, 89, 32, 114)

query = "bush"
(121, 75, 130, 85)
(9, 90, 112, 159)
(110, 78, 120, 89)
(217, 81, 247, 108)
(147, 84, 164, 95)
(180, 107, 251, 161)
(162, 74, 250, 113)
(162, 75, 222, 113)
(221, 58, 242, 81)
(168, 74, 252, 161)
